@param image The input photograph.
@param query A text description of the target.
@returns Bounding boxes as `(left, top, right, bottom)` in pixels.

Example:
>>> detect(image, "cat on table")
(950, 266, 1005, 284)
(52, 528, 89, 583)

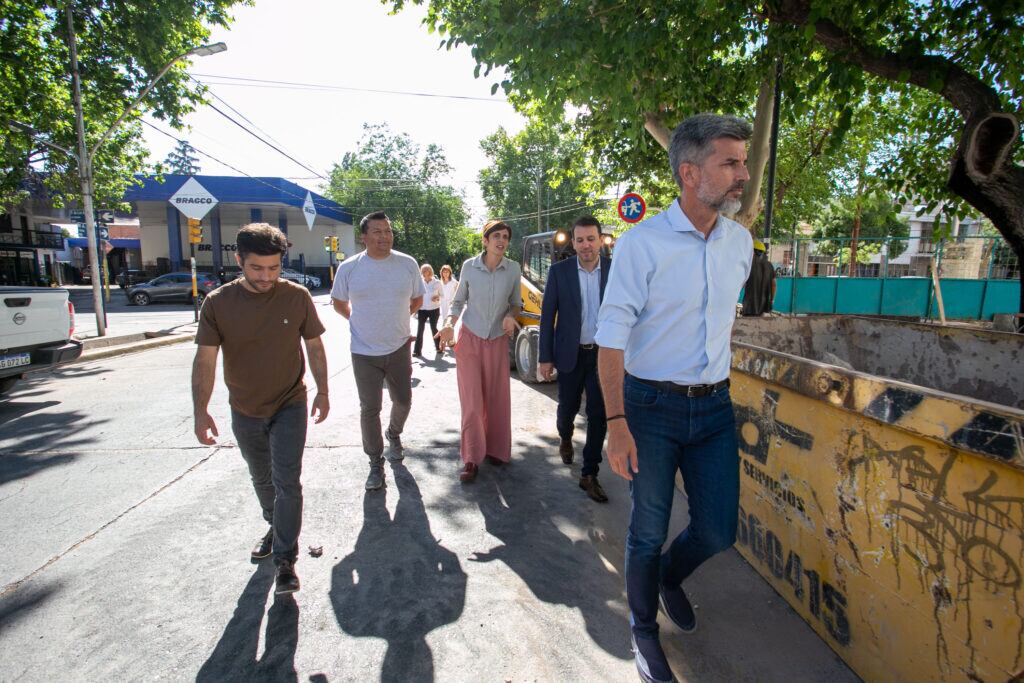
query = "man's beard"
(718, 198, 742, 216)
(698, 179, 743, 216)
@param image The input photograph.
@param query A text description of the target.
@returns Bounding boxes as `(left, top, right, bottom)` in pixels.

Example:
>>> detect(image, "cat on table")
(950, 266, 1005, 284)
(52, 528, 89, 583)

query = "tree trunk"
(849, 154, 868, 276)
(735, 75, 775, 229)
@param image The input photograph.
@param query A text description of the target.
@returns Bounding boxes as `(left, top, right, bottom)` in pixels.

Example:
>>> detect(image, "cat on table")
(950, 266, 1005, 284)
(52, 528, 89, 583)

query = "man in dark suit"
(539, 216, 612, 502)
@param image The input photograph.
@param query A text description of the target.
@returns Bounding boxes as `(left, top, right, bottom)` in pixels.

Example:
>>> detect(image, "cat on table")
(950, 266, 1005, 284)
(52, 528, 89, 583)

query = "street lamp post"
(65, 5, 226, 336)
(11, 7, 226, 337)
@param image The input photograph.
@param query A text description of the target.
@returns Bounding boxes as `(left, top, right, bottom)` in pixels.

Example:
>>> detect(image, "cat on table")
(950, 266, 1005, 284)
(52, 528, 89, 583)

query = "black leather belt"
(579, 343, 597, 350)
(632, 376, 730, 397)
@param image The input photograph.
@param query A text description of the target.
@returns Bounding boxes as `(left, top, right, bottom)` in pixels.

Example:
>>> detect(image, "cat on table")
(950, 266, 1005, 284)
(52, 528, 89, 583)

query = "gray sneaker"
(365, 461, 386, 490)
(385, 429, 405, 462)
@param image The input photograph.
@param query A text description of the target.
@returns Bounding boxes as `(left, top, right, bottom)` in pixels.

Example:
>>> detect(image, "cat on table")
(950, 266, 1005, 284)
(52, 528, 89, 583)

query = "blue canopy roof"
(125, 175, 352, 224)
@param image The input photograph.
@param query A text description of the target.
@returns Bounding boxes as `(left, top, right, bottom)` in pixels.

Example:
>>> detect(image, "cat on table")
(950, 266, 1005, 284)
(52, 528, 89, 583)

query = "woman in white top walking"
(414, 263, 444, 358)
(438, 264, 459, 321)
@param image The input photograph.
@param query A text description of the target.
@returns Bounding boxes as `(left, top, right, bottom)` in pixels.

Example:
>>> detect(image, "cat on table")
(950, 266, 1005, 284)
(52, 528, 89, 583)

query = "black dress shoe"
(659, 582, 696, 633)
(251, 528, 273, 561)
(484, 455, 506, 466)
(579, 475, 609, 502)
(275, 560, 300, 594)
(559, 438, 574, 464)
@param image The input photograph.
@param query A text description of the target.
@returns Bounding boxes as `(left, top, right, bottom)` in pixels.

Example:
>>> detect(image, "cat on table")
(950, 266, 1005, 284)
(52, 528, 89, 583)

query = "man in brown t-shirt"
(192, 223, 329, 595)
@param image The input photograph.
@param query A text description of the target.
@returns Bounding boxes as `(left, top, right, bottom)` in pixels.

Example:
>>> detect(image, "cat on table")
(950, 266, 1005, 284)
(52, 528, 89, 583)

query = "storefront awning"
(66, 238, 140, 249)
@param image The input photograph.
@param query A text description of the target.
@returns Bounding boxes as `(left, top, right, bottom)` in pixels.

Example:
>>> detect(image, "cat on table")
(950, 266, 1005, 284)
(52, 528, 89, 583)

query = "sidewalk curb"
(73, 332, 195, 363)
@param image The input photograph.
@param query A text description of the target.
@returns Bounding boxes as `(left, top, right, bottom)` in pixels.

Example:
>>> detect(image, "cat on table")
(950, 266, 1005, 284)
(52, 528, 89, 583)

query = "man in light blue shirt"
(596, 114, 753, 683)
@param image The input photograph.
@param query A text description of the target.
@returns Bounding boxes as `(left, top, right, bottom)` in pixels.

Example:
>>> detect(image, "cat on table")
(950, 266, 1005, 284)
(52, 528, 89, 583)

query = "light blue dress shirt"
(595, 199, 752, 384)
(577, 258, 601, 344)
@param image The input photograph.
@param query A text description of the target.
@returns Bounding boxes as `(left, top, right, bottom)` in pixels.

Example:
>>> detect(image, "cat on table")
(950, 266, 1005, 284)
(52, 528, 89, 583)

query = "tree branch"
(643, 112, 671, 150)
(765, 0, 1003, 121)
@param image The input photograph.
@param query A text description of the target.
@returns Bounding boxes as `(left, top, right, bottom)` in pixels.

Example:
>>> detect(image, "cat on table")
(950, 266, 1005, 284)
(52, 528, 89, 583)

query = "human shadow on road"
(0, 406, 105, 485)
(330, 462, 466, 682)
(0, 582, 59, 630)
(195, 562, 299, 683)
(462, 442, 632, 661)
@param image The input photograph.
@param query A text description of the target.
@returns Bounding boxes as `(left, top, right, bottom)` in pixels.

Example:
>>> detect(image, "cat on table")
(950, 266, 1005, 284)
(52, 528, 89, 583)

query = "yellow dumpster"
(730, 316, 1023, 682)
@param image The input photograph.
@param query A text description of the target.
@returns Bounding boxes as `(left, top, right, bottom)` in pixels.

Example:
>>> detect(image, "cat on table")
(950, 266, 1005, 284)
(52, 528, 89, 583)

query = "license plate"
(0, 352, 31, 370)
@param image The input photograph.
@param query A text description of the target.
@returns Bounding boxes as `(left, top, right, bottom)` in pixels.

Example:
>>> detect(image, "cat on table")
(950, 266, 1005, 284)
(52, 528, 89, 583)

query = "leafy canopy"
(0, 0, 246, 208)
(325, 123, 474, 268)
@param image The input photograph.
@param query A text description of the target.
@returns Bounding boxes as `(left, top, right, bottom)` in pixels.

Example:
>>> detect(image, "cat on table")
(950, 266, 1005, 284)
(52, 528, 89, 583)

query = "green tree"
(394, 0, 1024, 317)
(478, 119, 603, 258)
(325, 123, 470, 268)
(0, 0, 246, 208)
(163, 140, 201, 175)
(812, 193, 910, 267)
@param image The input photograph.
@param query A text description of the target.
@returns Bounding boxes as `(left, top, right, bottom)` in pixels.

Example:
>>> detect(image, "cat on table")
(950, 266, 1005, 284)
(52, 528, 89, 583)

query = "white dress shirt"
(595, 199, 752, 384)
(577, 258, 601, 345)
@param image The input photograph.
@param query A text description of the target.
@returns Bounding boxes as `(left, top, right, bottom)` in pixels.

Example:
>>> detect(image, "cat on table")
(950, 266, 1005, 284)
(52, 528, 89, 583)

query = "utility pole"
(67, 6, 106, 336)
(536, 169, 542, 234)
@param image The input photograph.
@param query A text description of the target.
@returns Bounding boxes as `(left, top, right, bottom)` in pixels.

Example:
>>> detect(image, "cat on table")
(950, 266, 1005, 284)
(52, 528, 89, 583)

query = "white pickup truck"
(1, 287, 84, 395)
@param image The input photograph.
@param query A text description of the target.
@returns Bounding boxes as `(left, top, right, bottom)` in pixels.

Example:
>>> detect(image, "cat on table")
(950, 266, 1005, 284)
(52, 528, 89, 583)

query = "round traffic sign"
(617, 192, 647, 223)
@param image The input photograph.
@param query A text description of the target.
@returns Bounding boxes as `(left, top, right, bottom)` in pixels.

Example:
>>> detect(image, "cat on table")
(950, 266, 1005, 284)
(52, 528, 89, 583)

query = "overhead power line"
(192, 73, 508, 103)
(206, 102, 329, 180)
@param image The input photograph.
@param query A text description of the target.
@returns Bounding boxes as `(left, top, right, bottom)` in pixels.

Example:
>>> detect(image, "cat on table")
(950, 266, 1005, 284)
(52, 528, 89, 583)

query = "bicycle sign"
(617, 192, 646, 223)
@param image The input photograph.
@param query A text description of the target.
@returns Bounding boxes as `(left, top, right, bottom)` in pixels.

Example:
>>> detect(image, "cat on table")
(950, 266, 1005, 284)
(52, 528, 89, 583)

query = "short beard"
(697, 178, 743, 216)
(718, 197, 742, 216)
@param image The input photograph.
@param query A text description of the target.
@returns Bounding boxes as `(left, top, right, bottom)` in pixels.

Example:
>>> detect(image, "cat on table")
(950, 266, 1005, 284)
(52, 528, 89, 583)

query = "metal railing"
(768, 236, 1019, 281)
(0, 229, 66, 250)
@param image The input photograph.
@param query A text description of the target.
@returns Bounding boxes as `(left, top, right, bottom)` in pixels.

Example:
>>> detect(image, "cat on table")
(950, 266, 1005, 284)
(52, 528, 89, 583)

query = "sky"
(141, 0, 526, 222)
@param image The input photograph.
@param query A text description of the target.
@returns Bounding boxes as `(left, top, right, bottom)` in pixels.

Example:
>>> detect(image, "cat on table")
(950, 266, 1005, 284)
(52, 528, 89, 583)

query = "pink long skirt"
(455, 326, 511, 464)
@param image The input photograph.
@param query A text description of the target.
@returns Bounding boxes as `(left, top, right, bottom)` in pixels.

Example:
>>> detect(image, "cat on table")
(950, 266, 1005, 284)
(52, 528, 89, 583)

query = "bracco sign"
(302, 191, 316, 230)
(169, 177, 218, 221)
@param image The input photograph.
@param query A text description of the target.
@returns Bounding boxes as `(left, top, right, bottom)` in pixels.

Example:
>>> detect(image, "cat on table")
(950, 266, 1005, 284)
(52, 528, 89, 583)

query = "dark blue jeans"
(231, 400, 307, 565)
(556, 346, 606, 476)
(623, 375, 739, 639)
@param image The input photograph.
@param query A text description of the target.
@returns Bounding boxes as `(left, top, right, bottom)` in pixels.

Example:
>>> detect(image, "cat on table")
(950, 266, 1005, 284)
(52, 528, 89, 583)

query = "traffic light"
(330, 236, 339, 253)
(188, 218, 203, 244)
(323, 236, 331, 252)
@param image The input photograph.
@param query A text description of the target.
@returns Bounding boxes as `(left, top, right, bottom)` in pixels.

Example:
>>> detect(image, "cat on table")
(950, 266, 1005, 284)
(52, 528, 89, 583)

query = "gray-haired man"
(597, 114, 753, 683)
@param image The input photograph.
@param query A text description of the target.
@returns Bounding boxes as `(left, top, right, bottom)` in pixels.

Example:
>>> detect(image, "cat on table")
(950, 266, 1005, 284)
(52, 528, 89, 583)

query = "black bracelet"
(607, 414, 626, 422)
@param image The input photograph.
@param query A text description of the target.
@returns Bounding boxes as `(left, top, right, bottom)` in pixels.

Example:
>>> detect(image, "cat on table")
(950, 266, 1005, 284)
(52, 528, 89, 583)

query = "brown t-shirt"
(196, 278, 326, 418)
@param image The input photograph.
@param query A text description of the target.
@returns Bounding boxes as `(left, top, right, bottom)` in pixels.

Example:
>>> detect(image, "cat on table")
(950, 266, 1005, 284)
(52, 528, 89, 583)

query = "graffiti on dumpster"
(737, 504, 851, 646)
(840, 433, 1024, 673)
(735, 389, 814, 465)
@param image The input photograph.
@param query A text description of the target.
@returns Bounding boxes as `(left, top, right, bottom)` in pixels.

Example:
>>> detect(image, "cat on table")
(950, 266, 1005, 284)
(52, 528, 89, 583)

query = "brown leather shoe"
(559, 438, 574, 464)
(579, 475, 609, 503)
(251, 527, 273, 561)
(459, 462, 478, 483)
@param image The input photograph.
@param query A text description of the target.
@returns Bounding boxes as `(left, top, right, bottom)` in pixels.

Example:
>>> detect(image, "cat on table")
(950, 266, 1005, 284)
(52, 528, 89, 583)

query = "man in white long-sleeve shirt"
(596, 114, 753, 683)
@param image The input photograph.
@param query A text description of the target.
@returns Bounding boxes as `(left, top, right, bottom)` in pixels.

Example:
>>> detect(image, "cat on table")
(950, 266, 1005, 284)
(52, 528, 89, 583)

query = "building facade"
(124, 175, 354, 279)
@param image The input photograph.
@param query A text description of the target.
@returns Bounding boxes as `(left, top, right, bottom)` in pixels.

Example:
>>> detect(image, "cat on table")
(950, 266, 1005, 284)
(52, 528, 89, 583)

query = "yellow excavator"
(511, 229, 615, 383)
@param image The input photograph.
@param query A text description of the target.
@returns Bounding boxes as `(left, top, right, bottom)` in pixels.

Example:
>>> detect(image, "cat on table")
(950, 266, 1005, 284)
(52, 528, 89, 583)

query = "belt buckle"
(580, 343, 596, 350)
(686, 385, 701, 397)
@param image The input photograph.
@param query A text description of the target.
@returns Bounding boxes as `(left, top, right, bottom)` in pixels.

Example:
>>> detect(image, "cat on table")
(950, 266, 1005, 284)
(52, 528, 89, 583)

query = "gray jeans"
(352, 344, 412, 461)
(231, 400, 307, 565)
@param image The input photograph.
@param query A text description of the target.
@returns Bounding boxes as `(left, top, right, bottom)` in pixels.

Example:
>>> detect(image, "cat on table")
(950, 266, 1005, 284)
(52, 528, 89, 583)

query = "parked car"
(279, 268, 321, 289)
(116, 269, 151, 289)
(0, 286, 83, 395)
(126, 272, 219, 306)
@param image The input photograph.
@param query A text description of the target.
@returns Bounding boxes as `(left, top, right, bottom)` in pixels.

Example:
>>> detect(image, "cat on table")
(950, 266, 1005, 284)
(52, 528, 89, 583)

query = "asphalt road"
(0, 293, 859, 682)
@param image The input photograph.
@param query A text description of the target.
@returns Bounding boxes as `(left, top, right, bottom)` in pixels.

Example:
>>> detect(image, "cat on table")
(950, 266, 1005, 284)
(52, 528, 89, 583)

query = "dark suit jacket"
(538, 255, 611, 373)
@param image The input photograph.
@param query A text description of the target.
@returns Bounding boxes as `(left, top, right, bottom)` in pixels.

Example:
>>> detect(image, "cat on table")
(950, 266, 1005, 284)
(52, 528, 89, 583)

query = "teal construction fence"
(771, 277, 1018, 319)
(763, 236, 1019, 320)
